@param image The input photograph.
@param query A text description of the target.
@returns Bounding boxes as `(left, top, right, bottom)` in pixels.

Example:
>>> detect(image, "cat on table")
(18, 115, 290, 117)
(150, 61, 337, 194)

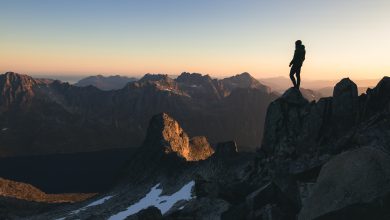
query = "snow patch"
(70, 195, 114, 215)
(109, 181, 195, 220)
(85, 195, 114, 208)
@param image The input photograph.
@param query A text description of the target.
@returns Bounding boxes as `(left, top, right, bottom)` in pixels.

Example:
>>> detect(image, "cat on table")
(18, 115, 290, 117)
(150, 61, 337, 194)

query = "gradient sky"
(1, 0, 389, 80)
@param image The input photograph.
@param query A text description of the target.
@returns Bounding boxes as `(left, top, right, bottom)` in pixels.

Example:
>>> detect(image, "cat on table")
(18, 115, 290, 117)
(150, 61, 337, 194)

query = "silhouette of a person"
(289, 40, 306, 89)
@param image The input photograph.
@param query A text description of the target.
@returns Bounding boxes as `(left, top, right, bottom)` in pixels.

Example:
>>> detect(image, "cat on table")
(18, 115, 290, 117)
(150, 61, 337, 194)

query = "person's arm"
(290, 50, 297, 67)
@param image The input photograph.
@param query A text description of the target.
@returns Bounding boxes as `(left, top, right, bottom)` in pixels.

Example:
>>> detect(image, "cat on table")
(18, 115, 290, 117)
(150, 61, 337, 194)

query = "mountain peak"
(226, 72, 255, 82)
(139, 74, 173, 83)
(0, 72, 37, 108)
(176, 72, 212, 84)
(238, 72, 252, 78)
(221, 72, 271, 93)
(3, 72, 35, 82)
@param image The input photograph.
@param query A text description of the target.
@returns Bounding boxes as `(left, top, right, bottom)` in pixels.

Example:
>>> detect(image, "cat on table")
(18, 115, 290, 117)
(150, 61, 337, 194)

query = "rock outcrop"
(262, 78, 361, 156)
(142, 113, 214, 161)
(260, 77, 390, 219)
(261, 87, 311, 156)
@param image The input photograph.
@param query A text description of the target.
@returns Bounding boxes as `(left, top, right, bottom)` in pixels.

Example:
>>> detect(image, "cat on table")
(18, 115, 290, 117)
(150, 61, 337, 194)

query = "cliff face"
(0, 72, 38, 111)
(262, 78, 364, 156)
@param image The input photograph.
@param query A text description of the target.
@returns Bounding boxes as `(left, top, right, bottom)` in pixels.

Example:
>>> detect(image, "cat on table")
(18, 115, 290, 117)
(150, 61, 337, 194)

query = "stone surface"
(299, 147, 390, 220)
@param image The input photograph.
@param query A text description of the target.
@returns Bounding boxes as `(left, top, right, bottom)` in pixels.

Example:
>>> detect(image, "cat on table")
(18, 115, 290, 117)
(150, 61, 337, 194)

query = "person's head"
(295, 40, 302, 48)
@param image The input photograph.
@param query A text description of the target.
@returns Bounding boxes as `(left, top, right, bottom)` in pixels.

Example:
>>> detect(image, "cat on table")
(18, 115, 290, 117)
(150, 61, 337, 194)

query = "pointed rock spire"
(143, 113, 214, 161)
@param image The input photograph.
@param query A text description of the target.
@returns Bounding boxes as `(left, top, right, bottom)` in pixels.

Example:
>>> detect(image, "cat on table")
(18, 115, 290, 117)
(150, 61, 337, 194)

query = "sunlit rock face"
(145, 113, 214, 161)
(0, 72, 38, 110)
(188, 136, 214, 161)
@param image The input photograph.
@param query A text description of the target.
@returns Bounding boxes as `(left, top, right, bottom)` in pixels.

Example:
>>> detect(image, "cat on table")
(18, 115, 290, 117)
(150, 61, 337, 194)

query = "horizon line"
(1, 70, 385, 82)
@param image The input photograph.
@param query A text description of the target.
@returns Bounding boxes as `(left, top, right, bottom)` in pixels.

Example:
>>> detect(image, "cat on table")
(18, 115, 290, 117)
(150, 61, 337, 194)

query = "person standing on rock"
(289, 40, 306, 89)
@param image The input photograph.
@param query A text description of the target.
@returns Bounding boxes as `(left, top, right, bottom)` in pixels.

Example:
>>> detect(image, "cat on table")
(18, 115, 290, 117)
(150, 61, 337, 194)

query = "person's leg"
(290, 66, 297, 88)
(296, 67, 301, 89)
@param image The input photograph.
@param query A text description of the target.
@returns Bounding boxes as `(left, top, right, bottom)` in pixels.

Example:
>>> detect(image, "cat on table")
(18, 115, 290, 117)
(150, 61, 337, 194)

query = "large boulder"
(299, 147, 390, 220)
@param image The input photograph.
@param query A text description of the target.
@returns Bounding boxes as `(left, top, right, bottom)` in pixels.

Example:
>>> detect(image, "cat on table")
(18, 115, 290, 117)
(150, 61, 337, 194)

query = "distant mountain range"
(74, 75, 137, 90)
(0, 71, 277, 157)
(3, 71, 375, 157)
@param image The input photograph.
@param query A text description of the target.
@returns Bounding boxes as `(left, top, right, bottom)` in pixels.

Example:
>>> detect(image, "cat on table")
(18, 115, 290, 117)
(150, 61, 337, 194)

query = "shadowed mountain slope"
(0, 71, 277, 156)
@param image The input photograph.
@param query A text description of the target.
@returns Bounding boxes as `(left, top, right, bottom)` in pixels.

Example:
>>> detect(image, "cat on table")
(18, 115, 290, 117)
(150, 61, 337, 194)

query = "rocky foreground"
(6, 77, 390, 220)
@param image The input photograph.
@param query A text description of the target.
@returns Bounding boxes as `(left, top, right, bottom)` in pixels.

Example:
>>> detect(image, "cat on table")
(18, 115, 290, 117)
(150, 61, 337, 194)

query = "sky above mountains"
(1, 0, 389, 80)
